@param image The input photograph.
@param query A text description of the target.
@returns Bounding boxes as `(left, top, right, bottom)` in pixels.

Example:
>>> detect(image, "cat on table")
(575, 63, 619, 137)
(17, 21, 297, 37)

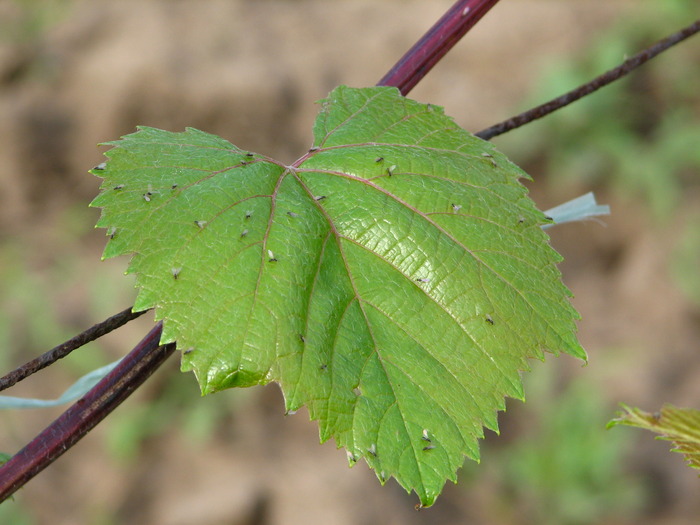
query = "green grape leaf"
(90, 85, 584, 507)
(610, 404, 700, 473)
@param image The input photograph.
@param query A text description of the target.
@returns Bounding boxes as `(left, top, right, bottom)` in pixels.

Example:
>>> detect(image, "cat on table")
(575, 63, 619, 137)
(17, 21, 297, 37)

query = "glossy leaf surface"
(91, 85, 584, 506)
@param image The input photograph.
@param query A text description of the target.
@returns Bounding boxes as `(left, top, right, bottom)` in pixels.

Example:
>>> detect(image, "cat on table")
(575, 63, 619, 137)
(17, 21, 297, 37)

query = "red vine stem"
(0, 323, 174, 502)
(476, 18, 700, 140)
(377, 0, 502, 94)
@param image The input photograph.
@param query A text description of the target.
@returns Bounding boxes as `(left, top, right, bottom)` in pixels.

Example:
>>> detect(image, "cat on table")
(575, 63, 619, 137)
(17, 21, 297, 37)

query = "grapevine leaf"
(609, 404, 700, 473)
(90, 85, 585, 507)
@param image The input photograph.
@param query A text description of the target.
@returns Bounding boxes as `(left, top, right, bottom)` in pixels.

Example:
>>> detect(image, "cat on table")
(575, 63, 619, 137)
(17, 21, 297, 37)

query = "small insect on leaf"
(194, 220, 207, 229)
(143, 192, 152, 202)
(245, 210, 253, 219)
(287, 211, 299, 218)
(172, 267, 182, 280)
(240, 229, 248, 238)
(485, 314, 494, 325)
(314, 195, 327, 201)
(422, 445, 436, 451)
(375, 157, 384, 163)
(94, 162, 107, 171)
(451, 203, 462, 212)
(368, 444, 378, 457)
(107, 226, 117, 239)
(113, 184, 124, 191)
(482, 152, 497, 167)
(422, 429, 431, 442)
(267, 249, 277, 262)
(416, 277, 430, 283)
(387, 165, 396, 176)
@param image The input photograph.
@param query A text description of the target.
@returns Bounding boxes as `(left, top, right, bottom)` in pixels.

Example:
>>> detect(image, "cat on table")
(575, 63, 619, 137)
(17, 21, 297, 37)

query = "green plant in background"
(672, 213, 700, 307)
(500, 0, 700, 221)
(0, 0, 70, 45)
(498, 367, 645, 525)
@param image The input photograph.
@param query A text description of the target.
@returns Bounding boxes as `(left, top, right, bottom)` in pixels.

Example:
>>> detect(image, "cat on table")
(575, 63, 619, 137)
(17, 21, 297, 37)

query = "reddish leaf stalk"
(0, 323, 174, 503)
(377, 0, 502, 94)
(0, 306, 148, 393)
(476, 18, 700, 140)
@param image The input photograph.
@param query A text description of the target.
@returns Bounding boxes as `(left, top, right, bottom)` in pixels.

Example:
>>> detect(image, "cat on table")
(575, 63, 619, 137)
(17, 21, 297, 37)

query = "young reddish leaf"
(91, 85, 584, 506)
(610, 404, 700, 473)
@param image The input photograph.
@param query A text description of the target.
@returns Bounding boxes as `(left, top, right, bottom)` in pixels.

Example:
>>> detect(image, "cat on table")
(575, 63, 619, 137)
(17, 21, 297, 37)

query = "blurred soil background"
(1, 0, 699, 524)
